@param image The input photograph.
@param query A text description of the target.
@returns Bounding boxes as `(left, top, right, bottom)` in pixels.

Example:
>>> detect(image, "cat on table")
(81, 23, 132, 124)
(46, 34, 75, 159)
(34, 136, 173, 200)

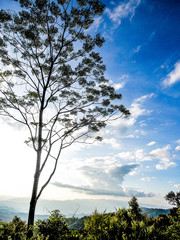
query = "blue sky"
(0, 0, 180, 212)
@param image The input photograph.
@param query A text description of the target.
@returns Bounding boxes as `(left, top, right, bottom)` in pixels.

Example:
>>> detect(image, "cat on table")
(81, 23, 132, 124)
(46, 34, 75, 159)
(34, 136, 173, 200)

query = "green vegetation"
(1, 197, 180, 240)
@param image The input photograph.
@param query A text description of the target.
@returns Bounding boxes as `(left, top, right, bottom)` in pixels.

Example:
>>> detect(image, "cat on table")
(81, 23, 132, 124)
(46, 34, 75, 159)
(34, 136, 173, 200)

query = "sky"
(0, 0, 180, 214)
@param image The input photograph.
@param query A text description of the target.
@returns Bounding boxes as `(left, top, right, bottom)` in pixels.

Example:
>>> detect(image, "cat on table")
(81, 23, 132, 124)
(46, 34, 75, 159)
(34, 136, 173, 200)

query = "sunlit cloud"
(53, 162, 153, 197)
(53, 155, 153, 197)
(174, 184, 180, 189)
(162, 61, 180, 87)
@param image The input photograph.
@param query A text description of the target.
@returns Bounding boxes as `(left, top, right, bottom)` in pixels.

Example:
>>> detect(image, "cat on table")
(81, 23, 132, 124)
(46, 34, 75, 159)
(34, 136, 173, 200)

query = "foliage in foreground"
(0, 197, 180, 240)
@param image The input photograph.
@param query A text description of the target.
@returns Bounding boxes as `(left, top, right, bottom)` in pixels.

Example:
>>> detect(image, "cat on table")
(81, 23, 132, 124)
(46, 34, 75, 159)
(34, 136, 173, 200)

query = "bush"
(0, 216, 26, 240)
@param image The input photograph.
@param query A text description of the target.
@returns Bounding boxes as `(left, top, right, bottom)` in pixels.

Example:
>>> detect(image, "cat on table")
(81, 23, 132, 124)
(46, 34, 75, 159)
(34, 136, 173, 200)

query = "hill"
(0, 206, 48, 222)
(0, 205, 170, 225)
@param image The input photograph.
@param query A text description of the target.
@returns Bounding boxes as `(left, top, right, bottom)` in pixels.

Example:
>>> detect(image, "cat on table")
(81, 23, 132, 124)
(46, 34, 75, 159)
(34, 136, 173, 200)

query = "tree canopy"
(0, 0, 130, 236)
(165, 191, 180, 208)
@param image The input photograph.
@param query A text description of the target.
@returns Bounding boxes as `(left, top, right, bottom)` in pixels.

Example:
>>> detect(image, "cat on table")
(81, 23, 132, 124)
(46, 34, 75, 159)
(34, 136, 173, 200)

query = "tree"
(0, 0, 130, 237)
(84, 210, 111, 240)
(128, 196, 144, 221)
(0, 216, 27, 240)
(35, 210, 70, 240)
(165, 191, 180, 208)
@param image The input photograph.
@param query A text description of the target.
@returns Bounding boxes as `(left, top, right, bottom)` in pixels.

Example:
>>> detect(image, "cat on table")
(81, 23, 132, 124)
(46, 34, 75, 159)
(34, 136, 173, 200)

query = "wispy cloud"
(147, 141, 156, 146)
(53, 181, 152, 197)
(133, 45, 141, 53)
(105, 0, 141, 28)
(162, 61, 180, 87)
(108, 93, 154, 138)
(130, 93, 154, 119)
(141, 177, 155, 182)
(90, 16, 104, 31)
(112, 74, 128, 90)
(174, 184, 180, 189)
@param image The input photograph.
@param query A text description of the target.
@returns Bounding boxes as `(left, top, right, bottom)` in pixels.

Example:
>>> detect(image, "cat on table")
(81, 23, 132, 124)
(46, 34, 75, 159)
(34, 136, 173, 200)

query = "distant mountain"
(142, 207, 170, 218)
(0, 206, 48, 222)
(0, 196, 170, 222)
(0, 205, 170, 223)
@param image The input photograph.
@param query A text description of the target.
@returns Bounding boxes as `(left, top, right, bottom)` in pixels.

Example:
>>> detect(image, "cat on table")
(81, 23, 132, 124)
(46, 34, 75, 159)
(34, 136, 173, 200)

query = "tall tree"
(128, 196, 144, 221)
(0, 0, 130, 237)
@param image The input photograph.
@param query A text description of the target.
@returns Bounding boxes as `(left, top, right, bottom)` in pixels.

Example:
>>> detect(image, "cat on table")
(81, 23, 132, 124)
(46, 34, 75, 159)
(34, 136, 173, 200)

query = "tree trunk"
(27, 169, 40, 238)
(27, 95, 44, 238)
(27, 148, 41, 238)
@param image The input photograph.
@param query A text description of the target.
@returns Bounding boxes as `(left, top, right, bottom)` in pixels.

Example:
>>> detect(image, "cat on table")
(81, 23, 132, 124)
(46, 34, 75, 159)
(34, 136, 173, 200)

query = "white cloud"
(175, 146, 180, 151)
(162, 61, 180, 87)
(112, 75, 128, 90)
(116, 149, 151, 162)
(149, 145, 171, 162)
(113, 82, 126, 90)
(156, 161, 176, 170)
(147, 141, 156, 146)
(148, 145, 177, 170)
(124, 134, 138, 138)
(136, 149, 154, 161)
(116, 151, 135, 160)
(103, 138, 121, 149)
(117, 145, 177, 170)
(133, 93, 154, 104)
(130, 93, 154, 119)
(105, 0, 141, 28)
(174, 184, 180, 189)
